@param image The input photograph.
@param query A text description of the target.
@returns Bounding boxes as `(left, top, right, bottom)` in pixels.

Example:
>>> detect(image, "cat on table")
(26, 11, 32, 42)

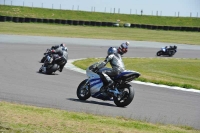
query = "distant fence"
(0, 15, 199, 32)
(1, 3, 199, 18)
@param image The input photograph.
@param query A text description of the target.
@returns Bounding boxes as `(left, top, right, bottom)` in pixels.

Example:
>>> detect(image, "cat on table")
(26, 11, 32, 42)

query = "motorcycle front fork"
(83, 80, 90, 91)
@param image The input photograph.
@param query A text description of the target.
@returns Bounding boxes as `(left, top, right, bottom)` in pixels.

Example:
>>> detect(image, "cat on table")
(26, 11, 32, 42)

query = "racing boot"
(59, 65, 64, 72)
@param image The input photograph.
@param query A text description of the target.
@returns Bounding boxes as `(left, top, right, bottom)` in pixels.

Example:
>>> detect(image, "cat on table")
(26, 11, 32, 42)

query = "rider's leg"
(102, 72, 114, 89)
(99, 69, 119, 91)
(59, 58, 67, 72)
(59, 63, 65, 72)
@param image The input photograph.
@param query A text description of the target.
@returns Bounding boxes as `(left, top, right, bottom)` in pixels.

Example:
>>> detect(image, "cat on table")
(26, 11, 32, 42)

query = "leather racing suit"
(118, 43, 128, 55)
(52, 47, 68, 72)
(97, 52, 125, 90)
(41, 46, 68, 73)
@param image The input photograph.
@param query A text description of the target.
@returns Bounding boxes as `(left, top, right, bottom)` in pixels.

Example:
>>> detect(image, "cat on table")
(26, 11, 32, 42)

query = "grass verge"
(0, 22, 200, 45)
(0, 101, 199, 133)
(0, 5, 200, 27)
(72, 58, 200, 90)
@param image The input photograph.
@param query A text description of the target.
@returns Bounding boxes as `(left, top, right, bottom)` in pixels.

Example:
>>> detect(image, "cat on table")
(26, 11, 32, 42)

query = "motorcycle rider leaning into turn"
(164, 45, 177, 52)
(41, 43, 68, 73)
(95, 46, 128, 92)
(117, 41, 129, 55)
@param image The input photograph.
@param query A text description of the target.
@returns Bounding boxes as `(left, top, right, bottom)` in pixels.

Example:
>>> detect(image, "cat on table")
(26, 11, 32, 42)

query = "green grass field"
(0, 5, 200, 27)
(1, 22, 200, 45)
(1, 102, 199, 133)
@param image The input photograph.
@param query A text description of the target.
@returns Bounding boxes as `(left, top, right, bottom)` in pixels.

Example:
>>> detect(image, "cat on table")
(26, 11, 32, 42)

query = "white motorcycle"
(76, 62, 140, 107)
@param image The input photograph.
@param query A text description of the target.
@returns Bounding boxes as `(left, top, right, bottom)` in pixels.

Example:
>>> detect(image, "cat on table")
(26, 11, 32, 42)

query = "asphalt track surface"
(0, 34, 200, 129)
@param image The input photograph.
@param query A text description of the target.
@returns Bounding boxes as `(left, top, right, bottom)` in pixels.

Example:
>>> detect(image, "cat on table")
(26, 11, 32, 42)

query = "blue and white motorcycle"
(76, 62, 140, 107)
(156, 46, 177, 57)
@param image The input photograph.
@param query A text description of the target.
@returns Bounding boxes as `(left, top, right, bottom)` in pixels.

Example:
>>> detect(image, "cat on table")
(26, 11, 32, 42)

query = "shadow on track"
(67, 98, 117, 107)
(36, 71, 59, 75)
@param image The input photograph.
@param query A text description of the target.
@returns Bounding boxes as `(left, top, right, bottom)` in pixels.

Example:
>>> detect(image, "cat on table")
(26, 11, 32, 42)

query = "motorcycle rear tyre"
(168, 51, 173, 57)
(113, 84, 134, 107)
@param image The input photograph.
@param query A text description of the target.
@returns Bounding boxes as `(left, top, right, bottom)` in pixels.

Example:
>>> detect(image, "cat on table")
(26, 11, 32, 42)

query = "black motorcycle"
(156, 46, 177, 57)
(39, 54, 66, 74)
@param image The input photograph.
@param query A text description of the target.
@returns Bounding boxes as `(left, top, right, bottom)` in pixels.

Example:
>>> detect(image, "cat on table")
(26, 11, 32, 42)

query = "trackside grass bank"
(0, 22, 200, 45)
(0, 101, 199, 133)
(72, 58, 200, 90)
(0, 5, 200, 27)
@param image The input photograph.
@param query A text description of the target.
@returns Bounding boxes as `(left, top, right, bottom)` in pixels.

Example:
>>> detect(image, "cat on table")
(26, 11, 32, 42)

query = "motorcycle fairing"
(92, 91, 111, 100)
(89, 78, 103, 88)
(161, 47, 166, 52)
(89, 77, 103, 95)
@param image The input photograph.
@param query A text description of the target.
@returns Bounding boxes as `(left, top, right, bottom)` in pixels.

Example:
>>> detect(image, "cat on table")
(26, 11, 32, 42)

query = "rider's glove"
(93, 67, 99, 73)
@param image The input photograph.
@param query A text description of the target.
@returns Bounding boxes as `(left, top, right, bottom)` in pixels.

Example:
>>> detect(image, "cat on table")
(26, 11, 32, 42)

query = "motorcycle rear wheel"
(113, 84, 134, 107)
(77, 79, 91, 100)
(168, 51, 173, 56)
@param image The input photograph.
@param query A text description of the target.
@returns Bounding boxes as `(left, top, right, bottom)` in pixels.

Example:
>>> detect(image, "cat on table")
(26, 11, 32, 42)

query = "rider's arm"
(51, 45, 59, 50)
(97, 55, 113, 69)
(51, 48, 60, 54)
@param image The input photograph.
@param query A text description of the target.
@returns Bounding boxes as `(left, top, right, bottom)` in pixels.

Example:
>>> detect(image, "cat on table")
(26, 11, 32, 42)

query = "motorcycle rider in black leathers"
(40, 44, 68, 73)
(51, 46, 68, 72)
(96, 47, 126, 92)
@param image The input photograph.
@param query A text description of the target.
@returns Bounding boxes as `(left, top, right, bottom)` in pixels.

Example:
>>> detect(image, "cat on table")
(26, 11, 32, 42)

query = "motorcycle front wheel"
(156, 51, 162, 56)
(113, 84, 134, 107)
(40, 57, 46, 63)
(77, 79, 91, 100)
(46, 64, 59, 74)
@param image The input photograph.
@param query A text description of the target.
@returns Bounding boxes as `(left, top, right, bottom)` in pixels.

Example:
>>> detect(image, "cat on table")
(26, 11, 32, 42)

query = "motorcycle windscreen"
(162, 48, 166, 52)
(89, 78, 103, 95)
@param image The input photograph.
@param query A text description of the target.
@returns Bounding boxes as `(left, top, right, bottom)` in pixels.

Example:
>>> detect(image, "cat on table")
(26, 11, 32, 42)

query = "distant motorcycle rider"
(96, 47, 125, 92)
(117, 41, 129, 55)
(51, 46, 68, 72)
(165, 45, 177, 52)
(40, 44, 68, 73)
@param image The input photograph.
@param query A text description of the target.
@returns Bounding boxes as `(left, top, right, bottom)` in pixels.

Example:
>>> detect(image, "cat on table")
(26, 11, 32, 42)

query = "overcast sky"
(1, 0, 200, 17)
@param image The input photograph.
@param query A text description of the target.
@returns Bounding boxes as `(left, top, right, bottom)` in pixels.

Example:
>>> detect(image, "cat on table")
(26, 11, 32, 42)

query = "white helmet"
(126, 41, 129, 46)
